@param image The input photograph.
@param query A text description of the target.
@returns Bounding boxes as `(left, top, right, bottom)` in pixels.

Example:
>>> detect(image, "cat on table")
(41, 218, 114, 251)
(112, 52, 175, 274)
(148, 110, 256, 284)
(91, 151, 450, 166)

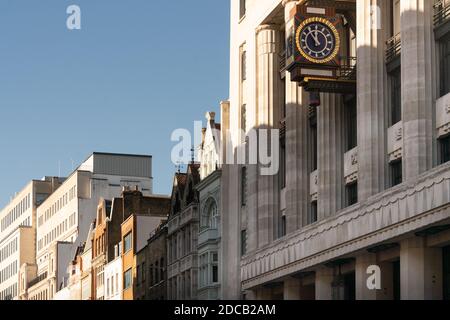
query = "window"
(309, 108, 318, 171)
(280, 138, 286, 189)
(142, 262, 146, 283)
(279, 214, 286, 238)
(212, 253, 219, 284)
(390, 0, 401, 38)
(123, 232, 132, 253)
(137, 265, 141, 285)
(239, 0, 246, 20)
(111, 275, 115, 295)
(441, 36, 450, 96)
(390, 68, 401, 125)
(155, 261, 159, 283)
(310, 201, 318, 224)
(390, 160, 403, 187)
(440, 135, 450, 164)
(241, 50, 247, 81)
(150, 264, 154, 286)
(160, 258, 165, 283)
(346, 98, 357, 150)
(186, 230, 191, 254)
(241, 229, 247, 256)
(241, 167, 247, 207)
(124, 269, 132, 289)
(202, 199, 219, 230)
(241, 104, 247, 133)
(199, 252, 219, 288)
(346, 182, 358, 207)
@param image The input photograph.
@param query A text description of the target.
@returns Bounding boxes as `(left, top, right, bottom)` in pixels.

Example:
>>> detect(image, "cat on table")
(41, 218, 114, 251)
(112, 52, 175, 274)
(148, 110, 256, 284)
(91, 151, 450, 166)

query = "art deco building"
(221, 0, 450, 300)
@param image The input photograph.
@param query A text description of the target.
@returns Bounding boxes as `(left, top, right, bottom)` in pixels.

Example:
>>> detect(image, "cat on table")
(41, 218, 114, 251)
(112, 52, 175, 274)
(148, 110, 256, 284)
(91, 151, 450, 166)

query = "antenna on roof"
(175, 161, 182, 174)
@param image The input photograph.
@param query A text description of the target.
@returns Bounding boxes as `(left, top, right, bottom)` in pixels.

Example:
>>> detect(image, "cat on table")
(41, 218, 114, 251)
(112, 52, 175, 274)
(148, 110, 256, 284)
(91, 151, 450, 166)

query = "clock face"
(296, 17, 340, 64)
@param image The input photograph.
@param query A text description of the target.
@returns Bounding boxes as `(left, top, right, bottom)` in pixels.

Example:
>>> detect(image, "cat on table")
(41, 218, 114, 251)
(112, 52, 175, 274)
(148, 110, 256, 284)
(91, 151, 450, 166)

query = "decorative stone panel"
(310, 170, 318, 202)
(344, 147, 358, 185)
(280, 188, 286, 211)
(436, 92, 450, 138)
(241, 163, 450, 290)
(387, 121, 403, 162)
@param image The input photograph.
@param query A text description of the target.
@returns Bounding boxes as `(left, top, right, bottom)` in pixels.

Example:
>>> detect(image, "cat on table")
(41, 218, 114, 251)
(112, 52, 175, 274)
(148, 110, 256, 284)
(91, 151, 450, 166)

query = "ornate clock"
(284, 3, 355, 94)
(296, 17, 340, 64)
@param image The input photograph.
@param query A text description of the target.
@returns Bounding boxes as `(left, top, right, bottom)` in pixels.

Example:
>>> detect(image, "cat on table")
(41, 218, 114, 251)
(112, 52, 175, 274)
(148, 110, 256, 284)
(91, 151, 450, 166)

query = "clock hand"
(312, 30, 321, 46)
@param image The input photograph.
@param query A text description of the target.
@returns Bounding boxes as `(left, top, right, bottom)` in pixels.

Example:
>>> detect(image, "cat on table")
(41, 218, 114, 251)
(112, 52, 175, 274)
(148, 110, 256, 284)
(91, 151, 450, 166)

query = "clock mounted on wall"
(285, 3, 344, 83)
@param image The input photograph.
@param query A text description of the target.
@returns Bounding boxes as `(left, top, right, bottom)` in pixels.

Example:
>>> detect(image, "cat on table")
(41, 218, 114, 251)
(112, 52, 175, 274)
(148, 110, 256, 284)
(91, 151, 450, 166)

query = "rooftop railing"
(386, 33, 401, 64)
(28, 272, 48, 288)
(434, 0, 450, 28)
(337, 56, 357, 81)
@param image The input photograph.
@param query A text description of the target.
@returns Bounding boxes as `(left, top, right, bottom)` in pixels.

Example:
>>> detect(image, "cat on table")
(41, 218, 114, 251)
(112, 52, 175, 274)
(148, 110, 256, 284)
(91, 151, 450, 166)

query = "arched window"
(202, 198, 219, 230)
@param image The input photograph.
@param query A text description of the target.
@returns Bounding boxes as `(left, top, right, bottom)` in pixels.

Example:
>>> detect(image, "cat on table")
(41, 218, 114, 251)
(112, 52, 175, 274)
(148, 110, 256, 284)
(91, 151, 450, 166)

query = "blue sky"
(0, 1, 230, 207)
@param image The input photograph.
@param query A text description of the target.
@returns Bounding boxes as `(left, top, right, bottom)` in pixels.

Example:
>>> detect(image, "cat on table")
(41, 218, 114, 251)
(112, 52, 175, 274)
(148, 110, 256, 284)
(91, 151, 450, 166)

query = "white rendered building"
(0, 177, 63, 300)
(25, 152, 153, 299)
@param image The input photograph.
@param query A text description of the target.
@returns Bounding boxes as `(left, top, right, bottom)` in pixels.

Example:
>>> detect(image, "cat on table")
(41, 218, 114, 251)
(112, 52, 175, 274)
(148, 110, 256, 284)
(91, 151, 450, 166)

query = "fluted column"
(356, 0, 389, 201)
(400, 237, 443, 299)
(283, 277, 301, 300)
(283, 0, 310, 232)
(355, 253, 378, 300)
(317, 93, 345, 220)
(400, 0, 436, 180)
(255, 24, 282, 247)
(220, 101, 242, 300)
(315, 266, 334, 300)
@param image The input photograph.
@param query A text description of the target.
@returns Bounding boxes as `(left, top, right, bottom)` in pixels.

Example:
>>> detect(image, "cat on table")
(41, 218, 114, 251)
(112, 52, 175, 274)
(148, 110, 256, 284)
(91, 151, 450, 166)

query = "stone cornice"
(240, 162, 450, 289)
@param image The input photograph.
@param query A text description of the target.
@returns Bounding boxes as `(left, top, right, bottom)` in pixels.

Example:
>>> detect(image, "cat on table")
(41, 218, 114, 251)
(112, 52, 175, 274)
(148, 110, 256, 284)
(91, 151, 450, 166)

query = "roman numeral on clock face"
(298, 20, 337, 62)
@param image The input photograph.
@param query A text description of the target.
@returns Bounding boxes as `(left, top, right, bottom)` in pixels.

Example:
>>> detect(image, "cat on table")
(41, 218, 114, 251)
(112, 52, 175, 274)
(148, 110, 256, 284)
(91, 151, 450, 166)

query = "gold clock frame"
(295, 17, 341, 64)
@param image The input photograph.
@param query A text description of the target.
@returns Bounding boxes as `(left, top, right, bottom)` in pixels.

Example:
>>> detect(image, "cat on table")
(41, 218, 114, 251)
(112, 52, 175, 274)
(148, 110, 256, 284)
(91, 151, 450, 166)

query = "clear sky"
(0, 0, 230, 207)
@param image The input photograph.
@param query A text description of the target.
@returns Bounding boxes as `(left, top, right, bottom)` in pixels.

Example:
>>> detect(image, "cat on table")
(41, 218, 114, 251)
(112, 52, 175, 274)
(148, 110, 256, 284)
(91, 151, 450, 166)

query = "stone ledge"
(241, 163, 450, 289)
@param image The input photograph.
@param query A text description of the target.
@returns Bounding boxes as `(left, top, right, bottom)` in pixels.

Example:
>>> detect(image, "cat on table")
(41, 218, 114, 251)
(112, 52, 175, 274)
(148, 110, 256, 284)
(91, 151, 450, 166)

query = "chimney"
(205, 112, 216, 122)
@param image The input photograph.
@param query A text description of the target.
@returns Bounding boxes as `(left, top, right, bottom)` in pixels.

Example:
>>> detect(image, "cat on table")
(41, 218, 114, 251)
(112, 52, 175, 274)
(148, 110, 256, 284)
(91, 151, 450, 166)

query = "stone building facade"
(221, 0, 450, 300)
(167, 164, 201, 300)
(143, 222, 168, 300)
(197, 111, 222, 300)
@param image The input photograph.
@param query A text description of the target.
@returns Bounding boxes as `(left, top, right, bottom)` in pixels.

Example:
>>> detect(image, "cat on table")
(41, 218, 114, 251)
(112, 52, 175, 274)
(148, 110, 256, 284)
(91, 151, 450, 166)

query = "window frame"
(123, 269, 132, 290)
(123, 232, 132, 253)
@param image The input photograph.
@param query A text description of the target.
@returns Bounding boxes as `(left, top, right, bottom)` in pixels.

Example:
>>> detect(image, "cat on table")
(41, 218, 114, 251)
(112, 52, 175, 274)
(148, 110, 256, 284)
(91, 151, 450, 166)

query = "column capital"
(256, 24, 280, 34)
